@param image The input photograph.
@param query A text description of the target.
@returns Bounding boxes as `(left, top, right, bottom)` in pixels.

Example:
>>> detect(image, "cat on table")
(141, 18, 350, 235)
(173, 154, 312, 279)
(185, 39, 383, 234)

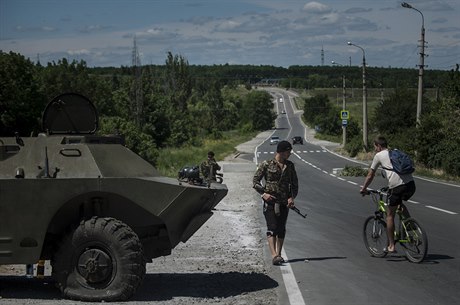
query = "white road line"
(425, 205, 458, 215)
(280, 248, 306, 305)
(408, 200, 420, 204)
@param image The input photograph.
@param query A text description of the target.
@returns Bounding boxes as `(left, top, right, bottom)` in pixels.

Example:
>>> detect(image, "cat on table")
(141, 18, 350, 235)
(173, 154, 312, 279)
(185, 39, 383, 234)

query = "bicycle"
(362, 187, 428, 263)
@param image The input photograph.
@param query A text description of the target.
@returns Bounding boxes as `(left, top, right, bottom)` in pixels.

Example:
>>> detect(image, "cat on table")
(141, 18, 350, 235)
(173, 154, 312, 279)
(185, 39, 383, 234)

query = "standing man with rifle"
(253, 140, 299, 265)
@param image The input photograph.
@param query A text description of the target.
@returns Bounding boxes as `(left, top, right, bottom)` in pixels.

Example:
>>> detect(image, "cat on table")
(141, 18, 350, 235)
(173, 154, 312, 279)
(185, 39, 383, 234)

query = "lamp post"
(402, 2, 425, 126)
(332, 61, 347, 146)
(347, 42, 368, 150)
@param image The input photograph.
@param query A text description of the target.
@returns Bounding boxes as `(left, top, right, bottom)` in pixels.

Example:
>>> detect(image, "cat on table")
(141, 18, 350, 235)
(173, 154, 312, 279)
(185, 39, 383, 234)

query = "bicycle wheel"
(400, 218, 428, 263)
(363, 216, 388, 258)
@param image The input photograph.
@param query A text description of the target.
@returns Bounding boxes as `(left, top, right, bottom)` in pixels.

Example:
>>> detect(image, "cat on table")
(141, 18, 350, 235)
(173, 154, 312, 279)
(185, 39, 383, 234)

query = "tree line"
(0, 51, 275, 165)
(301, 65, 460, 177)
(1, 50, 459, 176)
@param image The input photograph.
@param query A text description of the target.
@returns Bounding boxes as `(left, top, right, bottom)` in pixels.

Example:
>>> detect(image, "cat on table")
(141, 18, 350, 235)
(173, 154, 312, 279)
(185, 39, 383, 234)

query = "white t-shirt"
(370, 149, 414, 189)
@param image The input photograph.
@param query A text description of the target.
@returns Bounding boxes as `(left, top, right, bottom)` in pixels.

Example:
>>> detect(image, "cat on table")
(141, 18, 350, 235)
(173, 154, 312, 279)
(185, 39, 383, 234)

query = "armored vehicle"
(0, 93, 228, 301)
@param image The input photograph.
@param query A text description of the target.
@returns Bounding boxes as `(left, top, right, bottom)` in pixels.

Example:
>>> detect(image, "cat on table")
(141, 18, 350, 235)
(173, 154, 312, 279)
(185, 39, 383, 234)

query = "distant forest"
(92, 62, 452, 91)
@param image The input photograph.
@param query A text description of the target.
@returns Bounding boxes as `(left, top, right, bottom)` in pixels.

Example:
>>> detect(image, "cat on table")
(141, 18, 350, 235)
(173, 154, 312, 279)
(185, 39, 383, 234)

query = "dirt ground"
(0, 131, 280, 304)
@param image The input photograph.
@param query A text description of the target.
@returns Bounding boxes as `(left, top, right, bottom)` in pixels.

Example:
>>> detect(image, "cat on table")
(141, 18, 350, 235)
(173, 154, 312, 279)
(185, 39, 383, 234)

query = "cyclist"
(360, 136, 416, 253)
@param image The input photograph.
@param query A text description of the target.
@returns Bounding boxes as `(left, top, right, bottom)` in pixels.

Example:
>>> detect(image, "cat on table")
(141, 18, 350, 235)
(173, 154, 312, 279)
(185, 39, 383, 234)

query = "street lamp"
(347, 41, 368, 150)
(332, 60, 347, 146)
(401, 2, 425, 126)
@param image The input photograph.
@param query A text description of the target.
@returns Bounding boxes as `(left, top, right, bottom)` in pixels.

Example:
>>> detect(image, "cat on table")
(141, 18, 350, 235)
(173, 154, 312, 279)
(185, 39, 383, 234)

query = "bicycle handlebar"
(361, 187, 389, 196)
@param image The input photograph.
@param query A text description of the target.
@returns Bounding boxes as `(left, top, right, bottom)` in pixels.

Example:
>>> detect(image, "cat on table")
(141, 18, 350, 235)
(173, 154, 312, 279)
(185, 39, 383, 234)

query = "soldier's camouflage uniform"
(200, 158, 221, 182)
(253, 159, 298, 202)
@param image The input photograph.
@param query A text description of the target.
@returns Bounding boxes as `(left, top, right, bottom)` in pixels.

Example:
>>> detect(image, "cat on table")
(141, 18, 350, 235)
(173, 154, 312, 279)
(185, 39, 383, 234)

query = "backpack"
(384, 149, 415, 175)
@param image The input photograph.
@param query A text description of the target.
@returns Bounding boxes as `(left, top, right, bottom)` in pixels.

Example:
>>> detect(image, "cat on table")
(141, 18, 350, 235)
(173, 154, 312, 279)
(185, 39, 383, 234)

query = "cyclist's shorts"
(388, 181, 416, 206)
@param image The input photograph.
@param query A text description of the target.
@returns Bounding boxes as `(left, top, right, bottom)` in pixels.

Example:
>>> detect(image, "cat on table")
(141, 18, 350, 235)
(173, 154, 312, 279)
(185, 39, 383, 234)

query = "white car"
(270, 136, 280, 145)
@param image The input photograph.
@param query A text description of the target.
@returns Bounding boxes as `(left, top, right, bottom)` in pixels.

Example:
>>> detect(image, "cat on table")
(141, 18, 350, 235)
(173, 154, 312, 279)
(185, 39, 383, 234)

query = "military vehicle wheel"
(52, 217, 146, 302)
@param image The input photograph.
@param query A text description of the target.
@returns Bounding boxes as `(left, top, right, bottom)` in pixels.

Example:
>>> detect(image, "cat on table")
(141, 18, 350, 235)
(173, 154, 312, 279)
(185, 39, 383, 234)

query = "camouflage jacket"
(200, 158, 221, 180)
(253, 159, 298, 203)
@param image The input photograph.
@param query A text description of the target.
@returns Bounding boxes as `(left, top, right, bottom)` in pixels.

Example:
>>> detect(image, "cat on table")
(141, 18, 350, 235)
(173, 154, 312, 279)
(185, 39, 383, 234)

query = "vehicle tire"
(363, 216, 388, 258)
(52, 217, 146, 301)
(400, 218, 428, 263)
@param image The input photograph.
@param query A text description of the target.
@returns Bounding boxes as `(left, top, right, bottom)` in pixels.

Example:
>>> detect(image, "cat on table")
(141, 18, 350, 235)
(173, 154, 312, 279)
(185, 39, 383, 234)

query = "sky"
(1, 0, 459, 70)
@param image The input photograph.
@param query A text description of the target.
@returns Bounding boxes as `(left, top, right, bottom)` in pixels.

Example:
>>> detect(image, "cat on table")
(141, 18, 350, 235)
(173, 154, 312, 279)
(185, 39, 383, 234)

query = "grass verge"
(156, 131, 257, 178)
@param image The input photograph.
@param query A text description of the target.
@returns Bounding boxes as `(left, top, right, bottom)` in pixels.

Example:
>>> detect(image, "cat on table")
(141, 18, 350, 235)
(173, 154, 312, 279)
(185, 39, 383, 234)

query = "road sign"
(340, 110, 349, 120)
(342, 119, 348, 126)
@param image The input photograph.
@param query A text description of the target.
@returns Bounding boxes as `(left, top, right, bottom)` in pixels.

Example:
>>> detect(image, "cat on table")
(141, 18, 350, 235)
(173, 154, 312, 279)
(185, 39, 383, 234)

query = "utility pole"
(348, 42, 368, 150)
(321, 45, 324, 66)
(342, 75, 347, 146)
(402, 2, 426, 126)
(332, 60, 347, 146)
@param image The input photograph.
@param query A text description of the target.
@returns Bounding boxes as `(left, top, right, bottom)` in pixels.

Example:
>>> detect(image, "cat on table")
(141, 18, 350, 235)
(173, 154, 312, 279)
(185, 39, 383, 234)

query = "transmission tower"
(131, 36, 143, 127)
(321, 45, 324, 66)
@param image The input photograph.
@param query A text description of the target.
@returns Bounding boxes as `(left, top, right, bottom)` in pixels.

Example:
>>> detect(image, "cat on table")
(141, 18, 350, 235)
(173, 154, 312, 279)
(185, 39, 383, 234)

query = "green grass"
(413, 166, 460, 184)
(156, 130, 257, 177)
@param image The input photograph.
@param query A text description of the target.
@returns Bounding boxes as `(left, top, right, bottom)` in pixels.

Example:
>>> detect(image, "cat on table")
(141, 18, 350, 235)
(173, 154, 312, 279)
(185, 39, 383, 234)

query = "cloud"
(419, 1, 453, 12)
(320, 13, 340, 25)
(344, 7, 372, 14)
(431, 27, 460, 33)
(345, 17, 378, 32)
(432, 17, 448, 24)
(130, 27, 179, 42)
(15, 25, 57, 33)
(67, 49, 91, 56)
(302, 2, 332, 14)
(78, 25, 114, 34)
(215, 19, 241, 31)
(184, 16, 214, 26)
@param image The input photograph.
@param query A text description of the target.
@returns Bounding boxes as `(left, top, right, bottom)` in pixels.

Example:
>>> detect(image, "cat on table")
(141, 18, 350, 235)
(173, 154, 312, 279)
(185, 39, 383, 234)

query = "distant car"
(292, 136, 303, 145)
(270, 136, 280, 145)
(281, 110, 286, 114)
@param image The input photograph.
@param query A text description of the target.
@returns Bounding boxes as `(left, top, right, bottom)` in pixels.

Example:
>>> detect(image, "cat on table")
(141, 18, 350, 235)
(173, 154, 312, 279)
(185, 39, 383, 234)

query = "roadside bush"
(341, 164, 368, 177)
(345, 135, 364, 157)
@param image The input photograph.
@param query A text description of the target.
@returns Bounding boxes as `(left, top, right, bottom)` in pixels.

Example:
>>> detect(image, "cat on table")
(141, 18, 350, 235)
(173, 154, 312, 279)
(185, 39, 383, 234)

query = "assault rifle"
(290, 206, 307, 218)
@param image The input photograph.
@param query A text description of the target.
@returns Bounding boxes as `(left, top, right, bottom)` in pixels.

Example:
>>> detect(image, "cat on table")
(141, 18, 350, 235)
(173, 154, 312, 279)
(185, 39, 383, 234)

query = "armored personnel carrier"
(0, 93, 228, 301)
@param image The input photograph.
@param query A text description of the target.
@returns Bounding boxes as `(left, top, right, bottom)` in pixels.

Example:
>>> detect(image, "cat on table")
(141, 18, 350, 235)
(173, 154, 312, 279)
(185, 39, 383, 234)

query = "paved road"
(258, 88, 460, 305)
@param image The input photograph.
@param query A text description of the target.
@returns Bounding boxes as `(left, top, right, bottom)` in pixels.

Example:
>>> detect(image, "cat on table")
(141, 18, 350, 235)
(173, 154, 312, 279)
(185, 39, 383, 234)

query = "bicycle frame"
(367, 188, 419, 247)
(363, 187, 428, 263)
